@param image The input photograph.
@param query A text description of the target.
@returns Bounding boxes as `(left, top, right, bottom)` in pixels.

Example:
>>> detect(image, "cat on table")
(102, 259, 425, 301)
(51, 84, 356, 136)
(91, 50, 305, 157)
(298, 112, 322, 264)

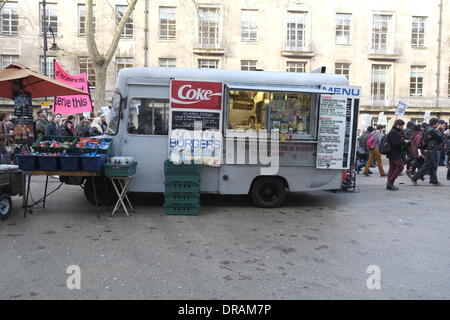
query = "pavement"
(0, 165, 449, 299)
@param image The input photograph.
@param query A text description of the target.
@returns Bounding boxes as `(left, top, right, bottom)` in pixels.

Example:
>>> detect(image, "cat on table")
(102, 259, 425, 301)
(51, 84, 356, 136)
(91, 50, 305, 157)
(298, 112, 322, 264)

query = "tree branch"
(86, 0, 101, 62)
(0, 0, 7, 12)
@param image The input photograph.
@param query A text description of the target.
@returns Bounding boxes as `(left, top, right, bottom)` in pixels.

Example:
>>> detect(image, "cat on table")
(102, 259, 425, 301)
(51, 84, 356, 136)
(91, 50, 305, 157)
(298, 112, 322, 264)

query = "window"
(371, 65, 390, 101)
(227, 90, 315, 139)
(241, 9, 257, 41)
(78, 4, 95, 37)
(198, 7, 220, 47)
(286, 11, 307, 49)
(108, 91, 122, 135)
(198, 59, 218, 69)
(241, 60, 257, 71)
(0, 54, 18, 69)
(40, 2, 58, 35)
(39, 56, 55, 77)
(372, 14, 391, 53)
(411, 16, 426, 48)
(159, 58, 176, 68)
(116, 57, 133, 75)
(410, 118, 423, 125)
(79, 56, 95, 88)
(128, 98, 169, 135)
(116, 5, 133, 38)
(0, 2, 19, 35)
(335, 63, 350, 80)
(336, 13, 351, 45)
(410, 66, 425, 96)
(286, 61, 306, 73)
(159, 7, 176, 39)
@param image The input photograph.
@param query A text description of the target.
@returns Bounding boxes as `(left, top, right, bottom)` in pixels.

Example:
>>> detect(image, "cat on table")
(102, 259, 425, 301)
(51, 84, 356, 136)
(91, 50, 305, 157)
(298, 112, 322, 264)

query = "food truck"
(89, 67, 360, 208)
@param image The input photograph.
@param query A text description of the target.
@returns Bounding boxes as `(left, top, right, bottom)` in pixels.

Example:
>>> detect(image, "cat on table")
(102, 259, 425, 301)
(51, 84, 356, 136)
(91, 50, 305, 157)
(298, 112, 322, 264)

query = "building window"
(78, 4, 95, 37)
(116, 57, 133, 75)
(241, 60, 257, 71)
(241, 9, 257, 41)
(411, 16, 426, 48)
(0, 2, 19, 35)
(39, 56, 55, 77)
(371, 65, 390, 101)
(335, 13, 351, 45)
(0, 54, 19, 69)
(116, 5, 133, 38)
(410, 66, 425, 96)
(159, 58, 176, 68)
(159, 7, 176, 40)
(286, 61, 306, 73)
(128, 98, 170, 135)
(79, 56, 95, 88)
(40, 2, 58, 35)
(372, 14, 392, 53)
(286, 11, 307, 50)
(410, 118, 423, 125)
(198, 7, 220, 47)
(198, 59, 218, 69)
(335, 63, 350, 80)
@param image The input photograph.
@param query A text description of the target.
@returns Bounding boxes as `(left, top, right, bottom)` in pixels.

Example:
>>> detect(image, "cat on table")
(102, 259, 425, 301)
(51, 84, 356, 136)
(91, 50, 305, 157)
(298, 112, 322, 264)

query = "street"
(0, 167, 449, 300)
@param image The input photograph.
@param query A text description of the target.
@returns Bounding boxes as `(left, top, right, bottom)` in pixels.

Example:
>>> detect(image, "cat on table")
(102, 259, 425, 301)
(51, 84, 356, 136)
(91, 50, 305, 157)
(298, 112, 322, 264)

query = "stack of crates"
(164, 160, 202, 215)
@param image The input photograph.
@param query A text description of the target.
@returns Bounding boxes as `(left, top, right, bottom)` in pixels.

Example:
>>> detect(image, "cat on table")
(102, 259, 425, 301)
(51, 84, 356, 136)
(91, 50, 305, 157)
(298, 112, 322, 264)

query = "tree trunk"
(93, 64, 107, 114)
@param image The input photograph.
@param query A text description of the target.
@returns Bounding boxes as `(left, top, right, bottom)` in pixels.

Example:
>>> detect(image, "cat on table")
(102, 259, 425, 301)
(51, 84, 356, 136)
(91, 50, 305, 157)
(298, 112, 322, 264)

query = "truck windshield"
(107, 91, 121, 135)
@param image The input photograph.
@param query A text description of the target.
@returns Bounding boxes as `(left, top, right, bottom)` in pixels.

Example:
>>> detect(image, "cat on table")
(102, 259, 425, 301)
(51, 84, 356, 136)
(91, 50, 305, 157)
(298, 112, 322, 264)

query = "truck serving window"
(227, 90, 315, 139)
(107, 91, 122, 135)
(127, 98, 169, 135)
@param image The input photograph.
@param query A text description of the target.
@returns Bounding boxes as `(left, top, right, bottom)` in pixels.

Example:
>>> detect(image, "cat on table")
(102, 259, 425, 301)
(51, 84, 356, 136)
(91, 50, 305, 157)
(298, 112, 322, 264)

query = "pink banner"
(53, 60, 93, 114)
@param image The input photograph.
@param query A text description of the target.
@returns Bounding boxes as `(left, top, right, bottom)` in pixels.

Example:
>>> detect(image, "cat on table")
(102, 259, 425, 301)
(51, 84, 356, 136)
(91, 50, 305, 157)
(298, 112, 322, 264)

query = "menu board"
(171, 111, 220, 131)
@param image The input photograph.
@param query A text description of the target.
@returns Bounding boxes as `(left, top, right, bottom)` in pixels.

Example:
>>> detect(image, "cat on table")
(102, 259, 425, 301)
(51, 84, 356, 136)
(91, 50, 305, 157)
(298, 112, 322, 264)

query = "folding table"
(107, 174, 135, 217)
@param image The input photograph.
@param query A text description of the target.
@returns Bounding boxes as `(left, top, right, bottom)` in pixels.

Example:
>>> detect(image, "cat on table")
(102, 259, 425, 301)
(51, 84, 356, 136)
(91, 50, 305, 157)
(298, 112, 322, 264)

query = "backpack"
(379, 134, 391, 155)
(414, 130, 429, 149)
(366, 132, 378, 149)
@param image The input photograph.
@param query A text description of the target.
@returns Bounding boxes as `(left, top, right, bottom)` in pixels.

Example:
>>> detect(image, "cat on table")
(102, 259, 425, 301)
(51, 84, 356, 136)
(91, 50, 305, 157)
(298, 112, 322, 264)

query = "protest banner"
(424, 111, 431, 123)
(53, 60, 93, 114)
(395, 101, 408, 116)
(377, 112, 387, 126)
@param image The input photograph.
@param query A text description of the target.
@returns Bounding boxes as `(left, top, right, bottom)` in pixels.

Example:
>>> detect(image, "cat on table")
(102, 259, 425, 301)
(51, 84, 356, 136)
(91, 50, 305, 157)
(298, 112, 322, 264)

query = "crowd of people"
(356, 118, 450, 191)
(0, 110, 110, 164)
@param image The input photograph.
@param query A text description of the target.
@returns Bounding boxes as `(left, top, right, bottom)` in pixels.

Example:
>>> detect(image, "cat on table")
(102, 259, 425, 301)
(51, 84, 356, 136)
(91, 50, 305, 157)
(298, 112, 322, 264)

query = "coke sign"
(170, 80, 222, 110)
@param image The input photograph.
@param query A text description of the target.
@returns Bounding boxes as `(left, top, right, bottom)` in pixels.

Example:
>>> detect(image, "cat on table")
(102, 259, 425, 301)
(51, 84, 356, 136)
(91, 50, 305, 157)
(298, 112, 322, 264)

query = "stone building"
(0, 0, 449, 127)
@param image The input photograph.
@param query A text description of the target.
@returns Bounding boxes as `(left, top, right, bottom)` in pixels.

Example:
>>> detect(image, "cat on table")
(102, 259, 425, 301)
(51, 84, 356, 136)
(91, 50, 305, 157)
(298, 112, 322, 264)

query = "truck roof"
(116, 67, 348, 90)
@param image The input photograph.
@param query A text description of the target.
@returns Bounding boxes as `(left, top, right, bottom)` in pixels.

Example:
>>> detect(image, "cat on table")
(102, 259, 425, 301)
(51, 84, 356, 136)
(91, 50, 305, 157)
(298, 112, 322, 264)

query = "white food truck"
(85, 67, 360, 208)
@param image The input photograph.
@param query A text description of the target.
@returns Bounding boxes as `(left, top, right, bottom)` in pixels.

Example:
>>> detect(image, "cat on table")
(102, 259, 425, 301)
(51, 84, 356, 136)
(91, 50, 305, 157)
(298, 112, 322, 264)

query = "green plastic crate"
(165, 174, 201, 183)
(165, 181, 200, 194)
(104, 161, 137, 177)
(164, 193, 200, 205)
(164, 204, 200, 215)
(164, 160, 202, 174)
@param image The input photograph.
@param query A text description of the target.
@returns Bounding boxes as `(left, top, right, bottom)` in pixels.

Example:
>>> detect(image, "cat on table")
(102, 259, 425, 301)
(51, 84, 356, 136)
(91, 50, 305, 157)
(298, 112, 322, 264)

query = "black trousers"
(413, 151, 437, 183)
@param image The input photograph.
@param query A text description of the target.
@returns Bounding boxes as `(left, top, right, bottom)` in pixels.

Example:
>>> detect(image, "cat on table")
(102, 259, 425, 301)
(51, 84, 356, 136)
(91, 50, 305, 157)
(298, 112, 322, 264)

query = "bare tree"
(85, 0, 138, 110)
(0, 0, 7, 12)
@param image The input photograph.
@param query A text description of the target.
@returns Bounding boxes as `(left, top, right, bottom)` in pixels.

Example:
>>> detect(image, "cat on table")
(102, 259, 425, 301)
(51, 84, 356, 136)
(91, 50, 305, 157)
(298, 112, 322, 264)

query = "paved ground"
(0, 166, 449, 299)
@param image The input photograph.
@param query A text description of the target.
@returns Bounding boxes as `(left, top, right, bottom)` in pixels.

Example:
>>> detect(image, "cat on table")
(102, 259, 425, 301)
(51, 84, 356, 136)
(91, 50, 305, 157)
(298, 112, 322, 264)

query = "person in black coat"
(411, 118, 444, 185)
(385, 119, 408, 190)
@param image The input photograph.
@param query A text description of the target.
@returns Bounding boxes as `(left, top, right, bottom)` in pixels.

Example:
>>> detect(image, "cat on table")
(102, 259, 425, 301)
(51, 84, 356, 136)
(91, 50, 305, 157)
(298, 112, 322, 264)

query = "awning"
(225, 82, 331, 94)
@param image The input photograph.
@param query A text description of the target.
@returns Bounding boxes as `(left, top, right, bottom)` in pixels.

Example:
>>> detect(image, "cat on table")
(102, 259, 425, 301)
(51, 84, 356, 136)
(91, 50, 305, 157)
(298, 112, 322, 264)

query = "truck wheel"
(250, 177, 286, 208)
(84, 177, 117, 206)
(0, 194, 12, 220)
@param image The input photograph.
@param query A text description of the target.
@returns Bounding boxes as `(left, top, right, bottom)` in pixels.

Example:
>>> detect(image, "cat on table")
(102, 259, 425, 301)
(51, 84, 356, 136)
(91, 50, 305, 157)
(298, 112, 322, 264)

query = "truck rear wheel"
(0, 194, 12, 220)
(83, 177, 117, 207)
(250, 177, 286, 208)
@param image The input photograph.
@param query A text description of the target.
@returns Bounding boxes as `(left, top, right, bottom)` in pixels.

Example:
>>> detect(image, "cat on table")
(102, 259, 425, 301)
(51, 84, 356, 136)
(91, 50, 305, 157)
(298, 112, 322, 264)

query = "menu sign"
(171, 111, 220, 131)
(317, 86, 360, 169)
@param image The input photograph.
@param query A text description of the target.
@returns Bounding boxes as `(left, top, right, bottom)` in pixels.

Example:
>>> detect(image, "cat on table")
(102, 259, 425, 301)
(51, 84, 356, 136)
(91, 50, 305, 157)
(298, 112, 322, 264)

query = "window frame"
(116, 5, 134, 39)
(371, 14, 392, 53)
(116, 57, 133, 75)
(78, 3, 96, 37)
(39, 55, 55, 77)
(0, 1, 19, 35)
(241, 9, 258, 42)
(198, 59, 219, 69)
(240, 60, 257, 71)
(197, 6, 221, 48)
(126, 97, 170, 136)
(371, 64, 390, 101)
(0, 54, 19, 69)
(411, 16, 426, 48)
(39, 2, 58, 35)
(335, 63, 350, 80)
(159, 58, 176, 68)
(335, 13, 352, 45)
(159, 6, 176, 40)
(286, 11, 308, 50)
(79, 56, 96, 88)
(286, 61, 306, 73)
(410, 65, 425, 97)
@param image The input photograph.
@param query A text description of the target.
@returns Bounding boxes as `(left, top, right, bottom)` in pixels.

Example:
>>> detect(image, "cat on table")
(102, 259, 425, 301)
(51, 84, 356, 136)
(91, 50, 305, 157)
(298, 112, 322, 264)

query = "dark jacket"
(425, 126, 444, 152)
(61, 127, 74, 137)
(76, 123, 90, 137)
(89, 126, 102, 137)
(386, 127, 405, 160)
(45, 121, 63, 136)
(358, 131, 371, 152)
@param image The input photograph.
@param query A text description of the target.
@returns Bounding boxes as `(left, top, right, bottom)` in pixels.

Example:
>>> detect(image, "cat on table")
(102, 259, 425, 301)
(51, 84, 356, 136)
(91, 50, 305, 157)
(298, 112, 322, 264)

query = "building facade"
(0, 0, 449, 127)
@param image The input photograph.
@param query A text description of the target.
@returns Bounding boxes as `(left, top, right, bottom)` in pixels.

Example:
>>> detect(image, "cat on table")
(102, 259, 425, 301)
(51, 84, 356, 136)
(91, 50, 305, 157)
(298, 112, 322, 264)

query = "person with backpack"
(363, 125, 386, 177)
(385, 119, 408, 191)
(410, 118, 444, 185)
(406, 124, 425, 178)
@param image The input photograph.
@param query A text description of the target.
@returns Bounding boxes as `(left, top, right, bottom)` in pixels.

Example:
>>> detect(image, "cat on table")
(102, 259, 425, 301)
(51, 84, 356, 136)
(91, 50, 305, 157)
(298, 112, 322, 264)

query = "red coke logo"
(170, 80, 222, 110)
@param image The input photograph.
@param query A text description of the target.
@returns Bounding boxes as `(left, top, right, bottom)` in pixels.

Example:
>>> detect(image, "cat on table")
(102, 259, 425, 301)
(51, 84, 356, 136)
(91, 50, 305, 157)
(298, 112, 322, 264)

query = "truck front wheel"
(83, 177, 117, 207)
(250, 177, 286, 208)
